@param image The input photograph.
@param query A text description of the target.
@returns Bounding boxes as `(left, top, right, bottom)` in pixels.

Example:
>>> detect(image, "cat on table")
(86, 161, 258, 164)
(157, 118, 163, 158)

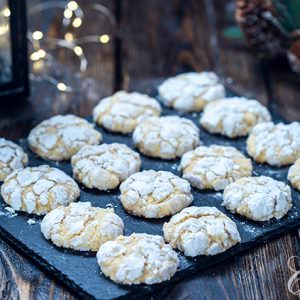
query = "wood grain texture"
(0, 0, 300, 299)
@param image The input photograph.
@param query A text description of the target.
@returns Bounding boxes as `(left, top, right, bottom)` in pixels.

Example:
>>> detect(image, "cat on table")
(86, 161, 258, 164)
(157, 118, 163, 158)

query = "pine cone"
(235, 0, 288, 58)
(288, 30, 300, 73)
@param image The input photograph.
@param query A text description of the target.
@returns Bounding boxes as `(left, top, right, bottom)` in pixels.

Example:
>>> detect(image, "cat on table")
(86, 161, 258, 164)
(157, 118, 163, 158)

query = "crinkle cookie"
(93, 91, 161, 134)
(288, 159, 300, 192)
(120, 170, 193, 218)
(97, 233, 179, 285)
(158, 72, 225, 112)
(163, 206, 241, 257)
(28, 114, 102, 161)
(1, 165, 80, 215)
(200, 97, 271, 138)
(71, 143, 141, 190)
(41, 202, 124, 251)
(223, 176, 292, 221)
(0, 138, 28, 181)
(180, 145, 252, 191)
(247, 122, 300, 166)
(133, 116, 200, 159)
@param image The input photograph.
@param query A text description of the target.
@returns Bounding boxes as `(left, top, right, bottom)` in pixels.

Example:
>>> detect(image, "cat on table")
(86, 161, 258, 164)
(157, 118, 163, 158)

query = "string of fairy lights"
(26, 1, 116, 92)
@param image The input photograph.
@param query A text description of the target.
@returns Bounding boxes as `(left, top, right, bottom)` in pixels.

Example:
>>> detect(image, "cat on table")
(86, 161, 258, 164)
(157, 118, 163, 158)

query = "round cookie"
(163, 206, 241, 257)
(133, 116, 200, 159)
(1, 165, 80, 215)
(180, 145, 253, 191)
(120, 170, 193, 218)
(288, 159, 300, 192)
(158, 72, 225, 112)
(247, 122, 300, 166)
(93, 91, 161, 134)
(28, 114, 102, 161)
(0, 138, 28, 181)
(71, 143, 141, 190)
(200, 97, 271, 138)
(41, 202, 124, 251)
(97, 233, 179, 285)
(223, 176, 292, 221)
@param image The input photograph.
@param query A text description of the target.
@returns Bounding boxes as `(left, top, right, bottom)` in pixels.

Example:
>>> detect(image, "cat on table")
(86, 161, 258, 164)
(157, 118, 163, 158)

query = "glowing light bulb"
(30, 52, 40, 61)
(73, 46, 83, 56)
(57, 82, 67, 91)
(99, 34, 110, 44)
(64, 8, 73, 19)
(32, 31, 43, 40)
(37, 49, 46, 58)
(67, 1, 79, 11)
(64, 32, 74, 41)
(2, 7, 10, 17)
(72, 17, 82, 28)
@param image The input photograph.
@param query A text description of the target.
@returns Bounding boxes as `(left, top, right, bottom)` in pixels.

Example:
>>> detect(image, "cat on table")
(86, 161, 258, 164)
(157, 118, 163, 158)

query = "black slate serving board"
(0, 96, 300, 300)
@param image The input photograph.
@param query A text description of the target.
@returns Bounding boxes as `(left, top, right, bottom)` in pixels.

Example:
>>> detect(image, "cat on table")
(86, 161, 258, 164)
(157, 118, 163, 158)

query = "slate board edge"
(0, 213, 299, 300)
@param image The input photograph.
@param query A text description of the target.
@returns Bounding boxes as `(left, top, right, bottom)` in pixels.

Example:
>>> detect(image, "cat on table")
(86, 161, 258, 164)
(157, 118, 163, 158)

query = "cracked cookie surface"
(41, 202, 124, 251)
(71, 143, 141, 190)
(97, 233, 179, 285)
(223, 176, 292, 221)
(163, 206, 241, 257)
(288, 159, 300, 192)
(133, 116, 200, 159)
(247, 122, 300, 166)
(93, 91, 161, 134)
(0, 138, 28, 181)
(120, 170, 193, 218)
(180, 145, 252, 191)
(1, 165, 80, 215)
(158, 72, 225, 112)
(200, 97, 271, 138)
(28, 114, 102, 161)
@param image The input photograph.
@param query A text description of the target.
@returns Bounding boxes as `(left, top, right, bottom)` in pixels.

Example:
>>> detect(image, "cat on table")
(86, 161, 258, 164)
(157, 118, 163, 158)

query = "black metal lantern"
(0, 0, 29, 99)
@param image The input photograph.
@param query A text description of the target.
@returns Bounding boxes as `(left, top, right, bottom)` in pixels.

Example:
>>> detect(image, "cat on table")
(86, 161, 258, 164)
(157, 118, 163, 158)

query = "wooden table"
(1, 0, 300, 299)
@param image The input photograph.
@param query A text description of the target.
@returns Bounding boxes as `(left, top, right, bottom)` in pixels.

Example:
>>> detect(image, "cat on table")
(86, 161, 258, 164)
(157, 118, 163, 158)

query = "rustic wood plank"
(0, 238, 76, 300)
(120, 1, 300, 299)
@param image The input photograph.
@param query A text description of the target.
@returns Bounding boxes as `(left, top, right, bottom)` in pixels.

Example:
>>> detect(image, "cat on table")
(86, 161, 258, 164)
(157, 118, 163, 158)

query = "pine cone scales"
(235, 0, 288, 58)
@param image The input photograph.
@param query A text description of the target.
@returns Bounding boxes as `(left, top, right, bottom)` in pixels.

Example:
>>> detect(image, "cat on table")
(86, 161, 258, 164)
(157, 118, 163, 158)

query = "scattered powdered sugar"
(93, 91, 161, 134)
(27, 218, 36, 225)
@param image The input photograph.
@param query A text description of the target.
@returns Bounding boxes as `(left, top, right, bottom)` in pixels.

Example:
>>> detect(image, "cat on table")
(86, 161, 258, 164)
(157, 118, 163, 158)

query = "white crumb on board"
(27, 218, 36, 225)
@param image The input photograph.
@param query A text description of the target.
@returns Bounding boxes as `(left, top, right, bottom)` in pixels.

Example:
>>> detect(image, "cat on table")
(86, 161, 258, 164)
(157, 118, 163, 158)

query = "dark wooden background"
(1, 0, 300, 299)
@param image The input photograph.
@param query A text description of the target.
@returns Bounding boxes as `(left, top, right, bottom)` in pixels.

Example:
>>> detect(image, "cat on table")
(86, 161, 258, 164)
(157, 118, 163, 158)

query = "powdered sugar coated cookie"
(163, 206, 241, 256)
(120, 170, 193, 218)
(28, 114, 102, 161)
(0, 138, 28, 181)
(41, 202, 124, 251)
(97, 233, 179, 285)
(1, 165, 80, 215)
(158, 72, 225, 112)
